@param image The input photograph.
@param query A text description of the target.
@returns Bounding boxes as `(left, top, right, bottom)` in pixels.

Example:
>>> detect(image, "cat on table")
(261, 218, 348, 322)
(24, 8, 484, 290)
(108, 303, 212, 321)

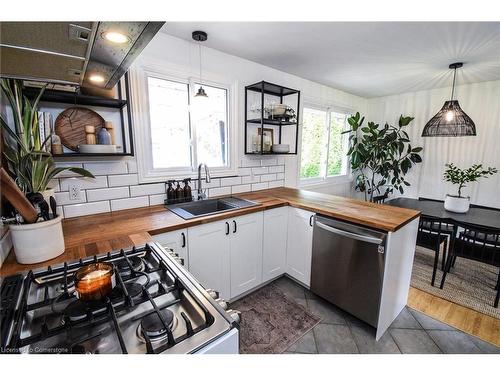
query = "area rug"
(411, 246, 500, 319)
(230, 285, 321, 354)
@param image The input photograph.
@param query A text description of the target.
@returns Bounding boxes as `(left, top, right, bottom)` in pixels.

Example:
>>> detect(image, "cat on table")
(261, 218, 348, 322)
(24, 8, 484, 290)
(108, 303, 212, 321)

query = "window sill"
(299, 175, 352, 189)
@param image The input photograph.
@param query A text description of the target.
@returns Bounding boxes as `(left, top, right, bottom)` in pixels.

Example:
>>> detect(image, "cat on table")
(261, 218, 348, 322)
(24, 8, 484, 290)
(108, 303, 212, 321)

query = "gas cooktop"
(0, 242, 238, 354)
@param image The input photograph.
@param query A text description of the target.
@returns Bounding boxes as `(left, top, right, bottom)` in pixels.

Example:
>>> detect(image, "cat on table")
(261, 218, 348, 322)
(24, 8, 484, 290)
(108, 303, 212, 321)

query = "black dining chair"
(440, 223, 500, 308)
(417, 216, 451, 286)
(373, 192, 388, 204)
(418, 197, 456, 270)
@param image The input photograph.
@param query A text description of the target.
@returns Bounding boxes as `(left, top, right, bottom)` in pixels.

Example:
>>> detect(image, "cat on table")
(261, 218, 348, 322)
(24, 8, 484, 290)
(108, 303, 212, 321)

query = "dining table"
(387, 198, 500, 230)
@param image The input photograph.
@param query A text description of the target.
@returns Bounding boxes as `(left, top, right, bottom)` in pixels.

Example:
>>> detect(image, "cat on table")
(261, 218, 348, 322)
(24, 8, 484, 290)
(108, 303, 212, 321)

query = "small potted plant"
(443, 163, 497, 213)
(1, 78, 94, 264)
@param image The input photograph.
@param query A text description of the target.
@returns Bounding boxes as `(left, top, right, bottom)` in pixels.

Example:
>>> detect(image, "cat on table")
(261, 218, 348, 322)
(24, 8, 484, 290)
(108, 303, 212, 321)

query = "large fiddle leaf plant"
(0, 79, 94, 194)
(345, 112, 423, 202)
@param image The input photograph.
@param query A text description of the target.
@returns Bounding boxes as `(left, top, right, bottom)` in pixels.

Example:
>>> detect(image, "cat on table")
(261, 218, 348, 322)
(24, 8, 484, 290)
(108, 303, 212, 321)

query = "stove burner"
(115, 256, 144, 277)
(124, 282, 143, 298)
(137, 309, 177, 342)
(63, 300, 106, 322)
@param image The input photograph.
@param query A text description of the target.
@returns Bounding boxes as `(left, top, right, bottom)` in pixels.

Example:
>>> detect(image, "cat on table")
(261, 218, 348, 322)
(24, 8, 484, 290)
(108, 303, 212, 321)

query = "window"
(300, 106, 350, 183)
(138, 73, 232, 181)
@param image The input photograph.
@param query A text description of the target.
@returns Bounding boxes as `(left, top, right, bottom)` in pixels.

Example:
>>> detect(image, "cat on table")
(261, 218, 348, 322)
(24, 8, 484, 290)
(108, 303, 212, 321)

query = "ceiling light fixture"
(102, 31, 131, 44)
(421, 62, 476, 137)
(88, 74, 105, 83)
(192, 30, 208, 98)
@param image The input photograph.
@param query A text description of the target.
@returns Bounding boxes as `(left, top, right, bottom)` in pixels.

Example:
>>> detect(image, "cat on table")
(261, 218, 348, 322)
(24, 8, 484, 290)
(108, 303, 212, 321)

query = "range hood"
(0, 21, 164, 89)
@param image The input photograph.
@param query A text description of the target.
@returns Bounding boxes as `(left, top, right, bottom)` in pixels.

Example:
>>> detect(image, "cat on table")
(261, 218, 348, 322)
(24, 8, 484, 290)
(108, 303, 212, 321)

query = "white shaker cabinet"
(188, 220, 231, 299)
(229, 212, 263, 298)
(286, 207, 315, 286)
(262, 207, 288, 282)
(152, 229, 189, 269)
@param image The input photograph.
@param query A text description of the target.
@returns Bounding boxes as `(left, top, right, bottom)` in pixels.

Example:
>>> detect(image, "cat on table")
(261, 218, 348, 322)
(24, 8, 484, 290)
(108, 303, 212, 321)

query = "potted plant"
(345, 112, 423, 202)
(1, 78, 94, 264)
(443, 163, 497, 213)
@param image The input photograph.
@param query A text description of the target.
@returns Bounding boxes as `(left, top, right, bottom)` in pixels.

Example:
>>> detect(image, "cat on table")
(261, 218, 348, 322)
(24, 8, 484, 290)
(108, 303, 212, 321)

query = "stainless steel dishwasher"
(310, 215, 387, 327)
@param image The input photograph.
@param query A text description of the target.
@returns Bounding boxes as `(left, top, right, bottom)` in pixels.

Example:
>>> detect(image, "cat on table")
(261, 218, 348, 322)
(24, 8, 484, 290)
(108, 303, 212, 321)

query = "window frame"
(131, 64, 237, 183)
(299, 102, 352, 187)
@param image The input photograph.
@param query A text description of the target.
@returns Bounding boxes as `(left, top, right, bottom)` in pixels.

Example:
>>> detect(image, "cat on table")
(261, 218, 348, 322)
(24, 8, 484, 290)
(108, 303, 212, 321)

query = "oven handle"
(315, 221, 383, 245)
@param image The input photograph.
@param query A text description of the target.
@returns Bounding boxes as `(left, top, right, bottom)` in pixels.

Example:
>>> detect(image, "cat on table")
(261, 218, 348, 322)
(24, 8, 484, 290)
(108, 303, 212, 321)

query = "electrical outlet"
(69, 184, 80, 201)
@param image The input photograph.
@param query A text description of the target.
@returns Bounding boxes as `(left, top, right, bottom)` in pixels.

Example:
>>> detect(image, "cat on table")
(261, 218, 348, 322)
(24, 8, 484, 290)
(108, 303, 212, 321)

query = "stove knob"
(215, 298, 228, 310)
(205, 289, 219, 299)
(226, 309, 241, 324)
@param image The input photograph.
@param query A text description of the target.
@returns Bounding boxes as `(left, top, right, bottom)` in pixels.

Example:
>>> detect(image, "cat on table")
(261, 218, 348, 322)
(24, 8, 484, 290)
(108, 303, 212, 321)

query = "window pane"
(327, 112, 348, 176)
(192, 84, 228, 167)
(148, 77, 191, 169)
(300, 108, 327, 179)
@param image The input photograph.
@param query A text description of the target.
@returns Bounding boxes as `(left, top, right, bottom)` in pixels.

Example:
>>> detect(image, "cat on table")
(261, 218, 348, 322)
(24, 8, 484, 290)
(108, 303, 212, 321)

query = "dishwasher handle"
(315, 221, 384, 245)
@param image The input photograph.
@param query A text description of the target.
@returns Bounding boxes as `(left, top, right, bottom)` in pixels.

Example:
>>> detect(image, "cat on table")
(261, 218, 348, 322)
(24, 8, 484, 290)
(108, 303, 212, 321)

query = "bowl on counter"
(272, 144, 290, 153)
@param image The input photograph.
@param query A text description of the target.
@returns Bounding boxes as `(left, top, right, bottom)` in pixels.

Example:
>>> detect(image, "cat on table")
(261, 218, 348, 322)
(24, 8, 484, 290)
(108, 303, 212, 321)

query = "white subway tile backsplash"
(276, 156, 285, 165)
(252, 182, 269, 191)
(276, 172, 285, 180)
(83, 162, 128, 176)
(237, 168, 252, 176)
(149, 194, 167, 206)
(240, 157, 262, 168)
(130, 183, 165, 196)
(87, 187, 129, 202)
(59, 176, 108, 191)
(55, 191, 86, 206)
(268, 180, 285, 188)
(54, 163, 84, 178)
(242, 175, 260, 184)
(208, 187, 231, 197)
(56, 206, 64, 219)
(231, 184, 251, 194)
(260, 173, 277, 182)
(261, 158, 277, 166)
(110, 196, 149, 211)
(220, 176, 242, 187)
(269, 165, 285, 173)
(251, 167, 269, 175)
(64, 201, 110, 218)
(199, 179, 220, 189)
(108, 174, 139, 187)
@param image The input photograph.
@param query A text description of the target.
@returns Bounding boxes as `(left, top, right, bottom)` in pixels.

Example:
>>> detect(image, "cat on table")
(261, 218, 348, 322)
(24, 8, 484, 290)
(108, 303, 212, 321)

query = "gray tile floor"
(268, 276, 500, 354)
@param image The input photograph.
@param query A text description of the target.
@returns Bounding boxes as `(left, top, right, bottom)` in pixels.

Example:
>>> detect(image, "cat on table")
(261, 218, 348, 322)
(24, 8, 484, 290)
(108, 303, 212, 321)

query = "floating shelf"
(245, 81, 300, 155)
(23, 87, 128, 109)
(52, 152, 133, 158)
(246, 118, 298, 126)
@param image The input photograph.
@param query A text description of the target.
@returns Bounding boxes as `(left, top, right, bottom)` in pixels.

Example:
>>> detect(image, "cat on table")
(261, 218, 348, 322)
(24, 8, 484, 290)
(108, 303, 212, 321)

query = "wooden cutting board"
(55, 107, 104, 151)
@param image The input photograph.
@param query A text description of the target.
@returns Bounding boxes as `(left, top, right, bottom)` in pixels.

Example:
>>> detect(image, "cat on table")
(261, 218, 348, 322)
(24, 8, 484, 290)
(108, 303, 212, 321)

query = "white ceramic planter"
(9, 215, 65, 264)
(444, 194, 470, 213)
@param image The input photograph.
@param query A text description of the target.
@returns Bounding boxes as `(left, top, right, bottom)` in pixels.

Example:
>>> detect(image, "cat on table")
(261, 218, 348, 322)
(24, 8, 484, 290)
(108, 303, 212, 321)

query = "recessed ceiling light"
(102, 31, 130, 44)
(88, 74, 105, 83)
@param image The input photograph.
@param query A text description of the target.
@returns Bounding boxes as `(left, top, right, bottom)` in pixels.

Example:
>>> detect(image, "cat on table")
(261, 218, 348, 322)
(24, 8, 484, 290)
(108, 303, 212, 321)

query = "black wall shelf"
(244, 81, 300, 155)
(25, 73, 135, 158)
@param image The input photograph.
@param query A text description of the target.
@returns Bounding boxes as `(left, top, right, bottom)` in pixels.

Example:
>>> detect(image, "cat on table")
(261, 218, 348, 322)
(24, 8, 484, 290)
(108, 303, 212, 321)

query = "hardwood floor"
(407, 287, 500, 347)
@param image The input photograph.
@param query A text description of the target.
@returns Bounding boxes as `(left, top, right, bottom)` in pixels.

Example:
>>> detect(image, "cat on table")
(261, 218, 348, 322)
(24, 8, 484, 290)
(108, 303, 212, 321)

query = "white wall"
(50, 33, 365, 218)
(366, 80, 500, 208)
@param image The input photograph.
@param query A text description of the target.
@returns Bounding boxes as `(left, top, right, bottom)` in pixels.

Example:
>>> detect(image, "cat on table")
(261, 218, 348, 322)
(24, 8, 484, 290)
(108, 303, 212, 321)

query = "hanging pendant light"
(421, 62, 476, 137)
(192, 31, 208, 98)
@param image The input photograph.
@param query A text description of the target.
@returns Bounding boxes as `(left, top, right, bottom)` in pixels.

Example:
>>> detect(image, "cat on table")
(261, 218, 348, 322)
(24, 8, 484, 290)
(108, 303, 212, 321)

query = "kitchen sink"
(167, 197, 260, 220)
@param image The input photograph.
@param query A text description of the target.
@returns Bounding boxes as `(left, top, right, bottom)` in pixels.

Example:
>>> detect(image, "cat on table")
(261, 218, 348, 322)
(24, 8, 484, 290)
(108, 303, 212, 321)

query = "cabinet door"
(188, 220, 231, 299)
(152, 229, 189, 269)
(286, 207, 314, 286)
(262, 207, 288, 282)
(230, 212, 263, 298)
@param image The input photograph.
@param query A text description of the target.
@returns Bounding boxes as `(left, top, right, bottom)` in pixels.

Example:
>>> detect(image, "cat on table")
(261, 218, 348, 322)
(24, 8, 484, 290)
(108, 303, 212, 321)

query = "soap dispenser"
(175, 181, 183, 203)
(166, 181, 175, 205)
(183, 178, 192, 202)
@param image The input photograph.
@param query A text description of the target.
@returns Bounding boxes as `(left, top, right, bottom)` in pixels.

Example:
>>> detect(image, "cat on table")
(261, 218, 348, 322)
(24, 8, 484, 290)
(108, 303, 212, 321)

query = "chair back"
(417, 216, 451, 251)
(453, 223, 500, 267)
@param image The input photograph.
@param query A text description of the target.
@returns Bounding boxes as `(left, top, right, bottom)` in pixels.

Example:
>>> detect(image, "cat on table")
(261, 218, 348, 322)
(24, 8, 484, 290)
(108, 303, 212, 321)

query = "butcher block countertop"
(0, 187, 420, 276)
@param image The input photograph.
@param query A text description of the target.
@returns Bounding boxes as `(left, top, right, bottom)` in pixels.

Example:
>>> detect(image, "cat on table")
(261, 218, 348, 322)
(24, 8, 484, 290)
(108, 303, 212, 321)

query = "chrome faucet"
(197, 163, 211, 200)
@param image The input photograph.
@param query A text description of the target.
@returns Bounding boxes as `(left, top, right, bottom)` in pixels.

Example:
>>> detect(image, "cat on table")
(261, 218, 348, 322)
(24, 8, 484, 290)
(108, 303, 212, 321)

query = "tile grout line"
(400, 308, 444, 354)
(305, 295, 321, 354)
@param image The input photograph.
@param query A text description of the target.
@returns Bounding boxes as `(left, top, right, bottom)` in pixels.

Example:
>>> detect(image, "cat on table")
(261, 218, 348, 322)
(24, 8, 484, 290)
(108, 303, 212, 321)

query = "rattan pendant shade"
(421, 63, 477, 137)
